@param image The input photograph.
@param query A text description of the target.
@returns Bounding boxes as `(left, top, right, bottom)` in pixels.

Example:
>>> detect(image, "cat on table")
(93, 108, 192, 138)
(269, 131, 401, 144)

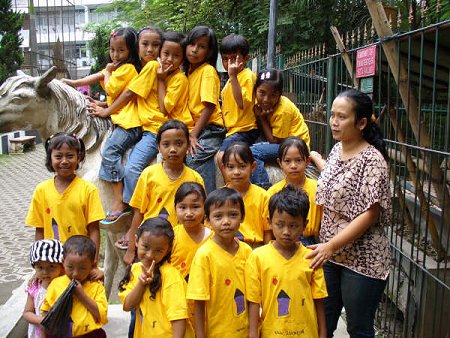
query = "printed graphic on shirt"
(234, 288, 245, 315)
(158, 207, 169, 220)
(235, 230, 244, 241)
(277, 290, 290, 316)
(52, 218, 59, 240)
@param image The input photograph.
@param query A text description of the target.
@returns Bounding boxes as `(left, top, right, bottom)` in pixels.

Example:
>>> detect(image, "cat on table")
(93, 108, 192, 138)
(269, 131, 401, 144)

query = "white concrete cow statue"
(0, 66, 128, 297)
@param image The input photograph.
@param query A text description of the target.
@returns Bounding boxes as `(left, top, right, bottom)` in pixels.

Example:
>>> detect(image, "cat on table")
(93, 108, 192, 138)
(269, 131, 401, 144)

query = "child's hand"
(61, 78, 75, 87)
(138, 261, 155, 286)
(105, 62, 119, 73)
(227, 55, 243, 77)
(123, 249, 135, 266)
(254, 103, 272, 118)
(73, 279, 84, 297)
(87, 103, 110, 118)
(188, 135, 204, 156)
(157, 64, 173, 81)
(88, 267, 104, 282)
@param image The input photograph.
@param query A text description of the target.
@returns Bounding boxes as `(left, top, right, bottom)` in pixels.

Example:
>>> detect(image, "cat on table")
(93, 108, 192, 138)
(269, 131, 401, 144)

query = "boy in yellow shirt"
(245, 186, 327, 338)
(216, 34, 258, 176)
(41, 235, 108, 337)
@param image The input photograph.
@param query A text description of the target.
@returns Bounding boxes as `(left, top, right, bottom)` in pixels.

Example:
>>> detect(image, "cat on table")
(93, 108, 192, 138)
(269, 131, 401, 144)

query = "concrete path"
(0, 145, 349, 337)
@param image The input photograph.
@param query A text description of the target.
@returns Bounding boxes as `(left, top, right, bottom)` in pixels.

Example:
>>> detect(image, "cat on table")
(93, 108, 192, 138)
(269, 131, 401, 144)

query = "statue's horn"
(35, 66, 57, 97)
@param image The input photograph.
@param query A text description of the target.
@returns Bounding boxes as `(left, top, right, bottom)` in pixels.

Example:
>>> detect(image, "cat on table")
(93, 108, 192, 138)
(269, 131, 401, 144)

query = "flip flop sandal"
(115, 238, 129, 250)
(100, 206, 132, 225)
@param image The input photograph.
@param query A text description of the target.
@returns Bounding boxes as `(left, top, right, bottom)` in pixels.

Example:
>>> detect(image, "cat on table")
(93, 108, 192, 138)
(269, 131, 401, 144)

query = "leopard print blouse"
(315, 143, 391, 280)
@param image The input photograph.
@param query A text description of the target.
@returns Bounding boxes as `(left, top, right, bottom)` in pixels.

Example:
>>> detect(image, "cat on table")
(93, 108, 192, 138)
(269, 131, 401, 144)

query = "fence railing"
(276, 17, 449, 338)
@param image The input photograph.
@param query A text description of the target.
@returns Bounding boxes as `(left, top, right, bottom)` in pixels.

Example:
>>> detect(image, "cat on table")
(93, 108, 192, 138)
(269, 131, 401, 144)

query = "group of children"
(21, 23, 326, 338)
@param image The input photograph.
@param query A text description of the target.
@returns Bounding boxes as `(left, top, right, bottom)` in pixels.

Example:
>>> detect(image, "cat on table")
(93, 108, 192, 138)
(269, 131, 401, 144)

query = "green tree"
(0, 0, 24, 84)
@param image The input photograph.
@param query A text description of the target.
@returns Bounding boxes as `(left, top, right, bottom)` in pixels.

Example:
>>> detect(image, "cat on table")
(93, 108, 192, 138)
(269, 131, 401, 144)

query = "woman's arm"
(194, 300, 206, 338)
(310, 151, 326, 172)
(307, 203, 381, 269)
(171, 319, 186, 338)
(248, 301, 260, 338)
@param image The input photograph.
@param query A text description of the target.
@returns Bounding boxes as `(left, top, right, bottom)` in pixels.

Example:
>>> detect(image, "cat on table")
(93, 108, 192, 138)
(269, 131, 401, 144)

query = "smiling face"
(34, 260, 63, 284)
(63, 253, 94, 283)
(160, 41, 184, 73)
(255, 82, 281, 112)
(138, 30, 162, 64)
(50, 143, 80, 178)
(136, 231, 170, 269)
(186, 36, 210, 70)
(278, 145, 309, 185)
(109, 35, 129, 64)
(271, 210, 305, 251)
(175, 192, 205, 230)
(207, 200, 242, 243)
(223, 153, 255, 193)
(330, 96, 367, 143)
(158, 128, 189, 166)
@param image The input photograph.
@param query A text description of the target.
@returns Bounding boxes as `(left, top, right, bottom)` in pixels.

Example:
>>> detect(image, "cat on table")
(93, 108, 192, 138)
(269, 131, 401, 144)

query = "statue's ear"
(35, 66, 57, 97)
(16, 69, 27, 76)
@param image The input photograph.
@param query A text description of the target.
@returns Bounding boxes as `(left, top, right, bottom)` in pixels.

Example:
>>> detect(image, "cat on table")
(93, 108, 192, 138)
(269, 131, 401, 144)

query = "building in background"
(12, 0, 116, 79)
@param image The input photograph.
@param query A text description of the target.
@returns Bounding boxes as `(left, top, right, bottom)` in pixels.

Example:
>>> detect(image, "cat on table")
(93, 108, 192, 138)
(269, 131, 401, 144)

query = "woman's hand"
(306, 242, 336, 269)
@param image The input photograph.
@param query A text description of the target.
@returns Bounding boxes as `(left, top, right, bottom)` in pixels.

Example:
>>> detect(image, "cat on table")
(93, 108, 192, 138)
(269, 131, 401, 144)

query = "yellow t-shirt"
(245, 242, 328, 338)
(164, 69, 194, 130)
(221, 68, 256, 136)
(227, 183, 270, 243)
(171, 224, 212, 279)
(25, 176, 105, 242)
(129, 163, 204, 227)
(128, 60, 167, 133)
(102, 64, 140, 129)
(267, 178, 322, 237)
(41, 275, 108, 336)
(118, 262, 194, 338)
(186, 239, 252, 337)
(188, 63, 224, 127)
(270, 96, 310, 147)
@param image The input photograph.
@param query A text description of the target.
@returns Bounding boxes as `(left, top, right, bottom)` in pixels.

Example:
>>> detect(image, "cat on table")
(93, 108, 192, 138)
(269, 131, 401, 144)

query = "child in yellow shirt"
(187, 187, 252, 337)
(245, 186, 327, 338)
(216, 34, 258, 174)
(41, 236, 108, 337)
(250, 68, 310, 189)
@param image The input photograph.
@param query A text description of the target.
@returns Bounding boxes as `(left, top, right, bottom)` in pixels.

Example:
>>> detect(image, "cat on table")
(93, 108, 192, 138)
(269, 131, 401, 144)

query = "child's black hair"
(336, 89, 388, 160)
(278, 136, 310, 161)
(255, 68, 283, 95)
(222, 142, 255, 166)
(107, 27, 141, 71)
(137, 26, 163, 41)
(204, 187, 245, 221)
(174, 182, 206, 207)
(156, 119, 190, 145)
(118, 217, 174, 300)
(161, 31, 186, 56)
(269, 185, 310, 222)
(220, 33, 250, 57)
(63, 235, 96, 263)
(44, 132, 86, 172)
(183, 26, 218, 72)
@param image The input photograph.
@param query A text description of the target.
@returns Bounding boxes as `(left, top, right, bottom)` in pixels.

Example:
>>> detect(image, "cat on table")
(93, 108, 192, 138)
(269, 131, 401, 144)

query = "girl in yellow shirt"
(184, 26, 226, 194)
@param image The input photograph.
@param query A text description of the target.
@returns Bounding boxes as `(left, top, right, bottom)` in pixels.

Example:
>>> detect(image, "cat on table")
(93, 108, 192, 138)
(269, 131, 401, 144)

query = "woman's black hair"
(108, 27, 140, 71)
(156, 119, 190, 145)
(182, 26, 218, 73)
(336, 89, 388, 160)
(268, 185, 310, 222)
(44, 132, 86, 172)
(255, 68, 283, 94)
(118, 217, 174, 299)
(278, 136, 310, 161)
(161, 31, 186, 56)
(204, 187, 245, 221)
(222, 142, 255, 166)
(174, 182, 206, 207)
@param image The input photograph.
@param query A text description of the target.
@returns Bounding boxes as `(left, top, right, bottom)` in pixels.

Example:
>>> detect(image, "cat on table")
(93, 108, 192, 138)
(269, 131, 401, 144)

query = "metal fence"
(276, 17, 449, 338)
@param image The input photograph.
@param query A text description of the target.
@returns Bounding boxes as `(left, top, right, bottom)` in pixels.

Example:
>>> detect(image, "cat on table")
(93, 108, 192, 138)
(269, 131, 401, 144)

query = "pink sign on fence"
(356, 45, 377, 78)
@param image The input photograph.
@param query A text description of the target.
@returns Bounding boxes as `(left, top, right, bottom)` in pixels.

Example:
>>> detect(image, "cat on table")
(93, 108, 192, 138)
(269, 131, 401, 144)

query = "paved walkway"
(0, 145, 348, 337)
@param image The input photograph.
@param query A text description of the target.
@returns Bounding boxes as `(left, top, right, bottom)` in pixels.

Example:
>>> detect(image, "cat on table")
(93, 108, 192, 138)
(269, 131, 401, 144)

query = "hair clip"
(261, 71, 271, 80)
(110, 31, 117, 38)
(370, 114, 377, 123)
